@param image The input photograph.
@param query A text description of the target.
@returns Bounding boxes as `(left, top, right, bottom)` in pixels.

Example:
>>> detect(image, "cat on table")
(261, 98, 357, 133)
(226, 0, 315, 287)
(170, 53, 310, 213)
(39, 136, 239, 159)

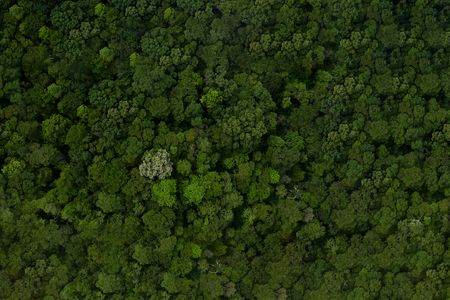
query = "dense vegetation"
(1, 0, 450, 299)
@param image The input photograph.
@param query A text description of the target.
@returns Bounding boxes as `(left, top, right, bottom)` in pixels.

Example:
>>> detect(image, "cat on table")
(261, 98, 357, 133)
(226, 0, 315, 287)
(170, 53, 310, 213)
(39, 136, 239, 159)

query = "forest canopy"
(0, 0, 449, 299)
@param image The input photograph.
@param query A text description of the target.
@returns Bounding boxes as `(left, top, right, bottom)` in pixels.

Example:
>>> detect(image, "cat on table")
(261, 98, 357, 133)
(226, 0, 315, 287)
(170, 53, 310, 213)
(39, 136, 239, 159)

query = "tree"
(96, 192, 122, 213)
(139, 149, 173, 180)
(96, 272, 122, 294)
(1, 1, 449, 299)
(151, 179, 177, 207)
(200, 88, 223, 110)
(41, 114, 70, 144)
(183, 176, 206, 205)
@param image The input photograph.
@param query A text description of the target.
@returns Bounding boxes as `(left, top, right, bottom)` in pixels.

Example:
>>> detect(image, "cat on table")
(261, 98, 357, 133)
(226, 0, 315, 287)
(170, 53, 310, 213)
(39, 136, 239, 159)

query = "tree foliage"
(0, 1, 449, 299)
(138, 148, 173, 181)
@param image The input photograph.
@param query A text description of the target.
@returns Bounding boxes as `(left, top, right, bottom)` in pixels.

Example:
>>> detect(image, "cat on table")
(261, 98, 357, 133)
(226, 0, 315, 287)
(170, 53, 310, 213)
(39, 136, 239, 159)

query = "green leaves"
(176, 159, 192, 176)
(98, 47, 114, 64)
(2, 158, 25, 178)
(297, 221, 325, 241)
(2, 1, 450, 299)
(65, 124, 88, 148)
(152, 179, 177, 207)
(189, 243, 202, 259)
(41, 114, 70, 144)
(200, 89, 223, 110)
(267, 168, 280, 184)
(183, 176, 205, 205)
(132, 243, 152, 265)
(417, 73, 440, 95)
(96, 272, 122, 294)
(96, 192, 122, 213)
(367, 120, 390, 142)
(399, 167, 423, 189)
(94, 3, 106, 17)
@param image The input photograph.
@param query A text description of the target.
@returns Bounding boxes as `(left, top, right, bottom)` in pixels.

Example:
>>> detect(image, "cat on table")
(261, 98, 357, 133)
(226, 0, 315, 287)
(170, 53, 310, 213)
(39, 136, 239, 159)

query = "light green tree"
(139, 149, 173, 180)
(152, 179, 177, 207)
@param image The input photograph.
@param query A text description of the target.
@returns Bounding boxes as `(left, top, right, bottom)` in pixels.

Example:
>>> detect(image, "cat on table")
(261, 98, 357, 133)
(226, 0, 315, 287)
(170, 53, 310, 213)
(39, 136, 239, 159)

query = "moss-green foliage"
(183, 176, 205, 205)
(1, 1, 449, 299)
(200, 88, 223, 110)
(151, 179, 177, 207)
